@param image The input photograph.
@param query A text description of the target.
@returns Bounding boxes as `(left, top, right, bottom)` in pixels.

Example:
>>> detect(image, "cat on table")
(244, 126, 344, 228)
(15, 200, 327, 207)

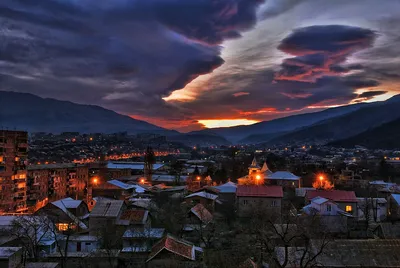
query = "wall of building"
(237, 196, 282, 217)
(0, 130, 28, 213)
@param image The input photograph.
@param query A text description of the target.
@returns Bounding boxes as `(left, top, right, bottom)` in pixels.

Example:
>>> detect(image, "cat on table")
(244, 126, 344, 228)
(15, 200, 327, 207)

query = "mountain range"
(2, 90, 400, 149)
(0, 91, 173, 135)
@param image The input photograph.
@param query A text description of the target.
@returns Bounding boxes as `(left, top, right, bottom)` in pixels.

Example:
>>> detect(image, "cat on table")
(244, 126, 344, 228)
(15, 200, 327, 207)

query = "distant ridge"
(0, 91, 175, 135)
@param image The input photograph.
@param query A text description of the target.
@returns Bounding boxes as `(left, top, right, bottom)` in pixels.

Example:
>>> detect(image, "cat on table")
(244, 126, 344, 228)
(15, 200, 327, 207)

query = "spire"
(249, 156, 259, 168)
(261, 161, 269, 173)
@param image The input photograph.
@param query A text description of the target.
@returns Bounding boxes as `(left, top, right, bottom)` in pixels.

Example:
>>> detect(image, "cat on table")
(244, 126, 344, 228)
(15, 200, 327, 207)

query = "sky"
(1, 0, 400, 132)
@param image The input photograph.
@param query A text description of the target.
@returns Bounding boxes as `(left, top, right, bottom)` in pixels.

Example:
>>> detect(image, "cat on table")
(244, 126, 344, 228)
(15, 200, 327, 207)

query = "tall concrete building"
(0, 130, 28, 213)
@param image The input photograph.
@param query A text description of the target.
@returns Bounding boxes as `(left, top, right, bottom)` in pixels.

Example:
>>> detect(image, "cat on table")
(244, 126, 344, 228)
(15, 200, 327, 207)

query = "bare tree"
(8, 214, 52, 262)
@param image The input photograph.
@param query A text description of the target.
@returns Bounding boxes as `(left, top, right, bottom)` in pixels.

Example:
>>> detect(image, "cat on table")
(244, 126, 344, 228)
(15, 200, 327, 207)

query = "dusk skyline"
(1, 0, 400, 131)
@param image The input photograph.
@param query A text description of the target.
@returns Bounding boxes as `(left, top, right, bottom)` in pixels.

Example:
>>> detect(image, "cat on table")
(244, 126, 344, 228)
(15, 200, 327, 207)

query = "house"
(388, 193, 400, 220)
(89, 199, 125, 235)
(305, 190, 358, 217)
(92, 180, 146, 200)
(357, 197, 387, 222)
(183, 203, 213, 233)
(184, 191, 219, 211)
(236, 185, 283, 217)
(61, 235, 100, 253)
(375, 222, 400, 239)
(267, 171, 301, 188)
(0, 247, 23, 268)
(302, 196, 353, 233)
(146, 234, 203, 268)
(118, 209, 151, 230)
(122, 228, 165, 253)
(37, 197, 88, 232)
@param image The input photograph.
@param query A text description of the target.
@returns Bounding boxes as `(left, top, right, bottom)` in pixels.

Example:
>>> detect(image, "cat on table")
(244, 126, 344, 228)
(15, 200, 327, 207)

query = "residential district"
(1, 130, 400, 268)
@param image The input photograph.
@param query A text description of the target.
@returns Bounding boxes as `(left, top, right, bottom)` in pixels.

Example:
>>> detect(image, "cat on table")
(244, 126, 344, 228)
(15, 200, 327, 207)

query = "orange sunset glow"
(198, 119, 259, 128)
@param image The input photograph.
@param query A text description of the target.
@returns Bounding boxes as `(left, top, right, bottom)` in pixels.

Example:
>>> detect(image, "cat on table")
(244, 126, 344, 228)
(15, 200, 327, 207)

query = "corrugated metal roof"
(268, 171, 300, 180)
(107, 162, 164, 170)
(185, 191, 218, 200)
(90, 200, 124, 218)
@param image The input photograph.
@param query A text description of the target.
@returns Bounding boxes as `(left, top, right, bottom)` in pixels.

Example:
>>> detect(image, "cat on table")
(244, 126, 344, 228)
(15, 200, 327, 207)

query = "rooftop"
(107, 180, 146, 193)
(391, 194, 400, 205)
(212, 181, 237, 193)
(306, 190, 357, 203)
(119, 210, 149, 224)
(107, 162, 164, 170)
(185, 191, 218, 200)
(236, 185, 283, 198)
(0, 247, 21, 258)
(268, 171, 300, 181)
(123, 228, 165, 239)
(147, 234, 200, 262)
(90, 200, 124, 218)
(190, 204, 213, 224)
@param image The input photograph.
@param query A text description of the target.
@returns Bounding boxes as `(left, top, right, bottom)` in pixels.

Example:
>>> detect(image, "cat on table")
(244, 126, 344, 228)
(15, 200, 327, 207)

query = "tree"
(8, 215, 52, 262)
(170, 160, 184, 185)
(144, 146, 156, 181)
(246, 207, 331, 267)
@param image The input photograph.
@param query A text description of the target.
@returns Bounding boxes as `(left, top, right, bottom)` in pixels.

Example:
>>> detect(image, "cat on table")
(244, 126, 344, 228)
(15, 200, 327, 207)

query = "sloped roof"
(212, 181, 237, 193)
(107, 180, 146, 193)
(0, 247, 21, 258)
(90, 200, 124, 218)
(190, 204, 213, 224)
(119, 210, 149, 224)
(53, 197, 83, 209)
(306, 190, 357, 203)
(185, 191, 218, 200)
(123, 228, 165, 239)
(51, 198, 88, 229)
(268, 171, 300, 180)
(237, 185, 283, 198)
(311, 196, 329, 205)
(107, 162, 164, 170)
(147, 234, 200, 262)
(249, 157, 260, 168)
(314, 239, 400, 267)
(391, 194, 400, 205)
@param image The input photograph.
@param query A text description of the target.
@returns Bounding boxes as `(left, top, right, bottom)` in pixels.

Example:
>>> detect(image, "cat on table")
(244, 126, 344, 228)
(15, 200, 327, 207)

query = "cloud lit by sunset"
(198, 119, 259, 128)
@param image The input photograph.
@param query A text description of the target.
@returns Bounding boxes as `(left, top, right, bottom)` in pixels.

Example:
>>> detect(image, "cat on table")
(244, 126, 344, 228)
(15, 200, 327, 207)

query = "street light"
(256, 175, 261, 180)
(93, 177, 98, 185)
(319, 175, 324, 181)
(140, 179, 145, 184)
(196, 176, 201, 181)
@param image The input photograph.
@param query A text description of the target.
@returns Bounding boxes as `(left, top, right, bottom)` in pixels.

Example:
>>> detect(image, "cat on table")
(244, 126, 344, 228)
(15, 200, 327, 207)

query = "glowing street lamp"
(319, 175, 324, 181)
(140, 179, 145, 184)
(92, 177, 98, 185)
(196, 176, 201, 181)
(256, 175, 261, 180)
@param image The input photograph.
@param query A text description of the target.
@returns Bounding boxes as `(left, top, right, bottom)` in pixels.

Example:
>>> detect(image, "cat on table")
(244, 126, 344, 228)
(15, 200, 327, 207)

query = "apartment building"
(0, 130, 28, 213)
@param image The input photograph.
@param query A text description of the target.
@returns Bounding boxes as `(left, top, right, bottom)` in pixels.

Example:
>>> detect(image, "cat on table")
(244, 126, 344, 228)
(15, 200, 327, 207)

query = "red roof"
(306, 190, 357, 203)
(147, 235, 195, 262)
(236, 185, 283, 198)
(120, 209, 148, 224)
(190, 203, 213, 223)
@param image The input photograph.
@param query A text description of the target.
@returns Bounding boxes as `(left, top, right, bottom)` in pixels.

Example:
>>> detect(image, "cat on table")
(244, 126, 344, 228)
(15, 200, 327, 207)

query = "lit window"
(57, 223, 69, 231)
(15, 157, 20, 162)
(0, 156, 3, 162)
(326, 204, 332, 212)
(345, 206, 352, 212)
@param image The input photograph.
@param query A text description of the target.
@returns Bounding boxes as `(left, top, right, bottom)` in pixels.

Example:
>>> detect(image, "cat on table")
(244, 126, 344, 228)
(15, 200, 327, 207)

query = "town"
(1, 129, 400, 268)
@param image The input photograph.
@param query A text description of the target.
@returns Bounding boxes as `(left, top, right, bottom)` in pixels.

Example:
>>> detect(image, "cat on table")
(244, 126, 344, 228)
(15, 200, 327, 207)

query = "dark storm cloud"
(357, 91, 387, 99)
(0, 0, 263, 120)
(153, 0, 264, 45)
(275, 25, 376, 82)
